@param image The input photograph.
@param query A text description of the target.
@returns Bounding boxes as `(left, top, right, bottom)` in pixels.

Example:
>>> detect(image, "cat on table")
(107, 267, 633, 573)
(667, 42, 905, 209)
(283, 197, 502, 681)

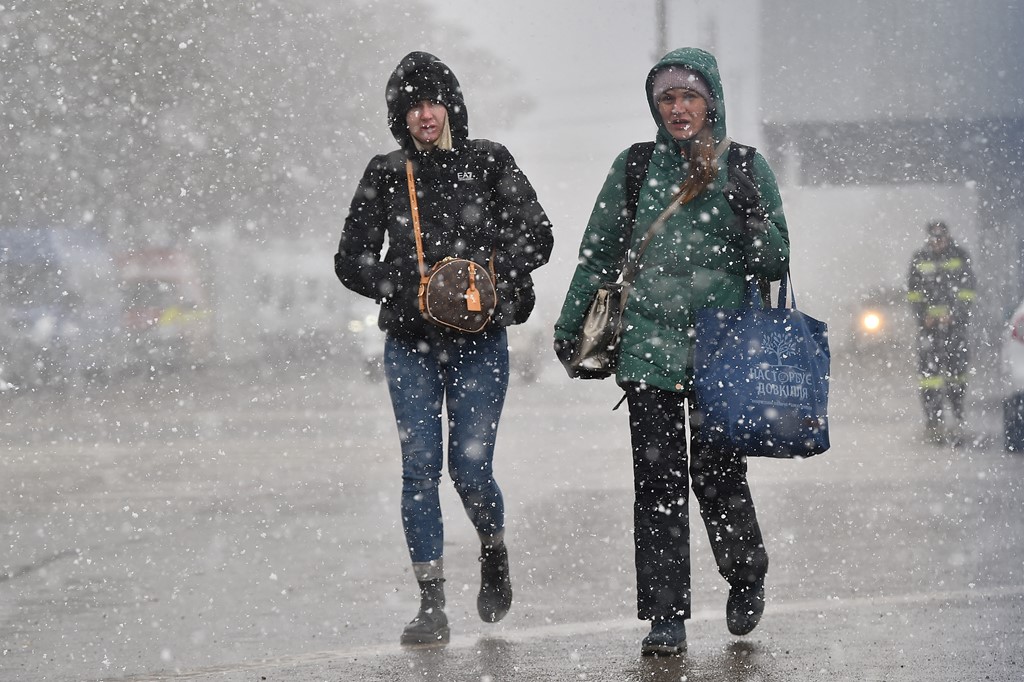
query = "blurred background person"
(907, 219, 977, 445)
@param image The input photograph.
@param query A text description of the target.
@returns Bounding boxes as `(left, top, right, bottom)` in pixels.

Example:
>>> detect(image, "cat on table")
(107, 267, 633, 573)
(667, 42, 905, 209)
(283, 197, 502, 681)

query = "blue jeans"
(384, 328, 509, 572)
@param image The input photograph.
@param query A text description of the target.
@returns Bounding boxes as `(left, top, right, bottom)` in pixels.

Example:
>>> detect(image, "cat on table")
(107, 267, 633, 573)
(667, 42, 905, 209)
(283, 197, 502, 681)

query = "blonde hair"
(675, 125, 718, 204)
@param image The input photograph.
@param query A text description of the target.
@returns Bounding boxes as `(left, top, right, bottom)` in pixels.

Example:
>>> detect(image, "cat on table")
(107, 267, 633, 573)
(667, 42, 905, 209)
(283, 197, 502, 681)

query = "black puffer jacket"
(335, 51, 554, 338)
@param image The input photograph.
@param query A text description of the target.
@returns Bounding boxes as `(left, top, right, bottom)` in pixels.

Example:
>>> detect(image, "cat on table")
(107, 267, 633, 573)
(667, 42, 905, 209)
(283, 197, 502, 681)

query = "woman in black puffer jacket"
(334, 51, 553, 647)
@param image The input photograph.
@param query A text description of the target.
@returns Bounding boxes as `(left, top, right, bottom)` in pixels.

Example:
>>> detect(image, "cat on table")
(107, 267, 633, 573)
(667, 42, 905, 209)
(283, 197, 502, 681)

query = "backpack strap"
(624, 141, 656, 227)
(727, 141, 757, 186)
(624, 140, 755, 226)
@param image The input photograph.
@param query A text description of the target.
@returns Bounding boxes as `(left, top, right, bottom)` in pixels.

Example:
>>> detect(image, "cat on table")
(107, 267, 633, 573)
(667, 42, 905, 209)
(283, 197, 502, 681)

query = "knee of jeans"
(403, 473, 439, 496)
(402, 454, 441, 492)
(449, 467, 493, 499)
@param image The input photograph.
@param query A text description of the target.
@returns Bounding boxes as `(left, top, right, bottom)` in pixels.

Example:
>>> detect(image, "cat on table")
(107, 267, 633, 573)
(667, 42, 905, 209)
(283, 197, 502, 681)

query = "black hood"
(385, 51, 469, 151)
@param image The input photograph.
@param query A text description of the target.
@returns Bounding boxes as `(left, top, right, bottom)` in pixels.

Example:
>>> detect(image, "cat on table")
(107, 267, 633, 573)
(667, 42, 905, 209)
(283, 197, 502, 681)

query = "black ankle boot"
(641, 616, 687, 656)
(400, 579, 449, 645)
(477, 544, 512, 623)
(726, 580, 765, 636)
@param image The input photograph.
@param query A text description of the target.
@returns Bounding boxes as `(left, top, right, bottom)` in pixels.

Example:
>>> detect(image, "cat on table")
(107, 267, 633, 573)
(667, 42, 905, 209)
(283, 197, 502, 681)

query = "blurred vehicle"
(849, 285, 913, 358)
(0, 227, 125, 391)
(1001, 299, 1024, 452)
(188, 230, 351, 367)
(225, 240, 347, 365)
(119, 248, 213, 371)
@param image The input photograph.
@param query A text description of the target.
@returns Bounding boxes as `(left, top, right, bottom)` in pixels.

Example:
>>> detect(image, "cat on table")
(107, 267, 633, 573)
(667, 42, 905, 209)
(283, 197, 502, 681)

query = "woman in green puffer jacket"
(553, 47, 790, 656)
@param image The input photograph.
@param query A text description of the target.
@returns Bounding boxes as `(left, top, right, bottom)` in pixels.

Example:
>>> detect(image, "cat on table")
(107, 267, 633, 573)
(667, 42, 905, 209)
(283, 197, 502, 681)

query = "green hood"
(645, 47, 727, 148)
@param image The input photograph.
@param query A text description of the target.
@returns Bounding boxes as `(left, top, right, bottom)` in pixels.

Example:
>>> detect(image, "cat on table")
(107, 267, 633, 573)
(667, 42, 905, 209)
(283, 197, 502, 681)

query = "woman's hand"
(553, 337, 578, 366)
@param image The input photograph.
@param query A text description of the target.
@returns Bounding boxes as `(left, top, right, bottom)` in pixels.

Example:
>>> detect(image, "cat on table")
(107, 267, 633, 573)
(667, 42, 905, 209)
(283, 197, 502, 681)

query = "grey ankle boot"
(400, 579, 450, 645)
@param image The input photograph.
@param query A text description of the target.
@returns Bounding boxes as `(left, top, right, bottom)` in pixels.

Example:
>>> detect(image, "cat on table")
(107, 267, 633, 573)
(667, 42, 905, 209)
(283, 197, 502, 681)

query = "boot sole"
(400, 625, 450, 646)
(478, 606, 510, 623)
(641, 642, 686, 656)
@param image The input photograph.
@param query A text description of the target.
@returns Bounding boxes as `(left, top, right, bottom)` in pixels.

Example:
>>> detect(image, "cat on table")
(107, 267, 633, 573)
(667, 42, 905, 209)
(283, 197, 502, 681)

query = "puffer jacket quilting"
(555, 47, 791, 392)
(336, 52, 553, 338)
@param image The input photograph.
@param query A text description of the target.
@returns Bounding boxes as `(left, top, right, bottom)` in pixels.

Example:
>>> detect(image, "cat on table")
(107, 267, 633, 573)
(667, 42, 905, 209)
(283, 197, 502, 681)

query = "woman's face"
(657, 88, 708, 141)
(406, 100, 447, 148)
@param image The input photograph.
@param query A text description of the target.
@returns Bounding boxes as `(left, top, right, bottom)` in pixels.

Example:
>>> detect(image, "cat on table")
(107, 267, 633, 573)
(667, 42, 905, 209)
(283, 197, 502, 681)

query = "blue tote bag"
(693, 275, 830, 458)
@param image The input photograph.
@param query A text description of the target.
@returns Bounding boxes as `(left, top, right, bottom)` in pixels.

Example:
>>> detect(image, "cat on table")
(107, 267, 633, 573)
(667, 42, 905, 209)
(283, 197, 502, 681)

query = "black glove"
(553, 337, 577, 366)
(724, 167, 768, 230)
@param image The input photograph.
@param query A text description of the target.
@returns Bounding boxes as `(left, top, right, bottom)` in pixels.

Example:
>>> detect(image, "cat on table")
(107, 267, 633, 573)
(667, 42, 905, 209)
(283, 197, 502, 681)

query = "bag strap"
(625, 138, 734, 227)
(746, 269, 797, 311)
(778, 270, 796, 309)
(620, 201, 679, 285)
(405, 159, 429, 286)
(610, 137, 741, 323)
(406, 158, 496, 291)
(621, 137, 733, 286)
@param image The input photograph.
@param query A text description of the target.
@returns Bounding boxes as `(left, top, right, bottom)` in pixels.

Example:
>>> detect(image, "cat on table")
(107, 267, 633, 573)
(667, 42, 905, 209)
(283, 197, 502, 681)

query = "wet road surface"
(2, 351, 1022, 681)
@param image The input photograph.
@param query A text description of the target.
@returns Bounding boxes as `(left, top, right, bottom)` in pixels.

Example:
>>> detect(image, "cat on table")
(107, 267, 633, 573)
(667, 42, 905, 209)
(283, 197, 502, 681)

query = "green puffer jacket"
(554, 47, 791, 392)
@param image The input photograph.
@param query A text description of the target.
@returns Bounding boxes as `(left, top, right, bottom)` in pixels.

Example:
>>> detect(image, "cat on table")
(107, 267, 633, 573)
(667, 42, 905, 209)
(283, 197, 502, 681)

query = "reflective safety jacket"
(906, 241, 976, 328)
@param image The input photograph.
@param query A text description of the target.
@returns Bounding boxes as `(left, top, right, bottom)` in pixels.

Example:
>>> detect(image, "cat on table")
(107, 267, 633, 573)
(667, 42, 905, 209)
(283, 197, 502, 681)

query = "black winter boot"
(726, 579, 765, 636)
(477, 544, 512, 623)
(400, 579, 449, 646)
(641, 616, 687, 656)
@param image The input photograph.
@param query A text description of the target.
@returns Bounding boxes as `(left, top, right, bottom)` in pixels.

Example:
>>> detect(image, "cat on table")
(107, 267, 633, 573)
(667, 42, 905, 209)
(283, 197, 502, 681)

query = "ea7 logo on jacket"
(457, 171, 476, 181)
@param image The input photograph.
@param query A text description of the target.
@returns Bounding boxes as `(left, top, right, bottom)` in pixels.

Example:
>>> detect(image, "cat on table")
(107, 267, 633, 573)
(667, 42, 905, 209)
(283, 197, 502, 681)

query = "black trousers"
(626, 384, 768, 621)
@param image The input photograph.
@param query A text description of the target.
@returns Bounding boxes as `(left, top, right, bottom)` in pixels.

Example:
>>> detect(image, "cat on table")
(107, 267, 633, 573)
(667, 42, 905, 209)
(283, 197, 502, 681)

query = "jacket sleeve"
(334, 155, 401, 302)
(743, 153, 790, 281)
(553, 149, 633, 343)
(487, 143, 554, 282)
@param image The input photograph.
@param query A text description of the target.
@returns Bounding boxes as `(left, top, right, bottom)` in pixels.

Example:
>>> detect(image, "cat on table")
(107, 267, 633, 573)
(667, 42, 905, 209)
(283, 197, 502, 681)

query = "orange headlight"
(860, 310, 883, 333)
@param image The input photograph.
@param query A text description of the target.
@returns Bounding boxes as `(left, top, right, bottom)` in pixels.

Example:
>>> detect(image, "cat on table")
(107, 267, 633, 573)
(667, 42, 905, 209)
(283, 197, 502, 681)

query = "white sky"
(428, 2, 660, 217)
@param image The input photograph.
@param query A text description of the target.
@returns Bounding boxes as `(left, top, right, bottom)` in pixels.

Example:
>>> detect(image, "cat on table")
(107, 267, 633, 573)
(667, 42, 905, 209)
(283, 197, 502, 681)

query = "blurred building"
(757, 0, 1024, 322)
